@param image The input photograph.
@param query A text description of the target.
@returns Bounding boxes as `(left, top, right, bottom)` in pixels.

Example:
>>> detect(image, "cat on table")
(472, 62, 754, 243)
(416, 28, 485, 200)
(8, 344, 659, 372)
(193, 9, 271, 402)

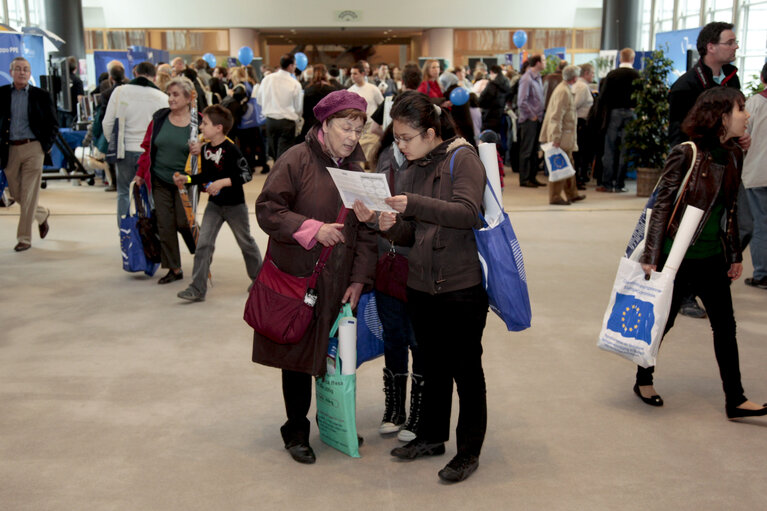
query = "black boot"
(398, 373, 424, 442)
(379, 368, 407, 434)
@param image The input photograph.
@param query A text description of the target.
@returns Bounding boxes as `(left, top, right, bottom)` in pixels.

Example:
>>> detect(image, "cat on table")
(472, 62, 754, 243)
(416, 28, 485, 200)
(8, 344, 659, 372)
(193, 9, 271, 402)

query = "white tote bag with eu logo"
(598, 205, 704, 368)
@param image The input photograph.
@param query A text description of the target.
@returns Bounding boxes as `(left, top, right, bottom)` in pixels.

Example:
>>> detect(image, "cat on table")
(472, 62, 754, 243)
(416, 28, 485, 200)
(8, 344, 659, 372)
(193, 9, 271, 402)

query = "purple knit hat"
(313, 90, 367, 123)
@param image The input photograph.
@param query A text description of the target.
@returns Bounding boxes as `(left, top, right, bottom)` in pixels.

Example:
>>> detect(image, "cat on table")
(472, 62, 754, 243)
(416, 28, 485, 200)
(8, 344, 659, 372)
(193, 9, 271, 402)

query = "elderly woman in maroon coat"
(253, 90, 377, 464)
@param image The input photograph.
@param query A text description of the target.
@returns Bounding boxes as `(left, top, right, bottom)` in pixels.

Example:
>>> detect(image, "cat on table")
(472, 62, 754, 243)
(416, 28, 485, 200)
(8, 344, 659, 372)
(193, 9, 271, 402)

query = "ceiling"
(257, 28, 422, 46)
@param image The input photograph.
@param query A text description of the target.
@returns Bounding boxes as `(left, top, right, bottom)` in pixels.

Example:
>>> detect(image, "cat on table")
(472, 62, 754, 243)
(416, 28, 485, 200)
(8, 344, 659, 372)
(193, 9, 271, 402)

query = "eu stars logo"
(606, 293, 656, 345)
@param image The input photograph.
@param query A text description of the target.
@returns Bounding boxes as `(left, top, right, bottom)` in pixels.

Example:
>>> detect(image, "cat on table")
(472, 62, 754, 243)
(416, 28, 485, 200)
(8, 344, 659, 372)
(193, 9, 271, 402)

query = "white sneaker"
(379, 421, 402, 435)
(397, 428, 416, 442)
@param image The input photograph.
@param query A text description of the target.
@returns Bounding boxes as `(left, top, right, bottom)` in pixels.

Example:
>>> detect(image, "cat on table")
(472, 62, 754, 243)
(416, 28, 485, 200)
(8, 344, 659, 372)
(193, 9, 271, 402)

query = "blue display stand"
(0, 32, 46, 87)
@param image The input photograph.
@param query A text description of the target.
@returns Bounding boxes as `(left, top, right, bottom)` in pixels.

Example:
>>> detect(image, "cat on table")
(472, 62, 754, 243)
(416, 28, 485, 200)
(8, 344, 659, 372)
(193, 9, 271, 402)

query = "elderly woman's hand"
(342, 282, 364, 309)
(172, 172, 187, 187)
(378, 212, 397, 231)
(352, 200, 376, 223)
(385, 195, 407, 214)
(189, 141, 202, 155)
(134, 175, 145, 187)
(315, 223, 345, 247)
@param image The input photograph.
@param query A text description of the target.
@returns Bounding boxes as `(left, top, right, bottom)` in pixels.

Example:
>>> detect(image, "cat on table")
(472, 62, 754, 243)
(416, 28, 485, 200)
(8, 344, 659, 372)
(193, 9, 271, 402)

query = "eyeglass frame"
(393, 129, 427, 145)
(714, 38, 739, 47)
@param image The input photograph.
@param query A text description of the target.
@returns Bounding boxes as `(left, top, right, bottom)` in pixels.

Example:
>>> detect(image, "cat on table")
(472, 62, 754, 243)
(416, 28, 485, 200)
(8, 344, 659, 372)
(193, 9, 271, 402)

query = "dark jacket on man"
(596, 66, 640, 130)
(668, 61, 740, 146)
(478, 73, 511, 133)
(0, 84, 58, 166)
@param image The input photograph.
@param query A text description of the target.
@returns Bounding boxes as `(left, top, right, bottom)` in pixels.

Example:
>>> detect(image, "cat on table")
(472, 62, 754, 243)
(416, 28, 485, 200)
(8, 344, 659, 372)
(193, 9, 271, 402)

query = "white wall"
(82, 0, 603, 29)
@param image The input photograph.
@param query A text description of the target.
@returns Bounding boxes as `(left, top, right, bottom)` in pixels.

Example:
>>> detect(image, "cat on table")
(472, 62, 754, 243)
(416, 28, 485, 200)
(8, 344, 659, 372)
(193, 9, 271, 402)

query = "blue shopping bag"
(356, 292, 384, 367)
(120, 185, 160, 276)
(450, 149, 532, 331)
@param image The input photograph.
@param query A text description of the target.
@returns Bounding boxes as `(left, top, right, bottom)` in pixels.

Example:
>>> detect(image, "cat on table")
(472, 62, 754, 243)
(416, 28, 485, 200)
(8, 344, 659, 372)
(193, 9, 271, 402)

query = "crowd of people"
(2, 19, 766, 484)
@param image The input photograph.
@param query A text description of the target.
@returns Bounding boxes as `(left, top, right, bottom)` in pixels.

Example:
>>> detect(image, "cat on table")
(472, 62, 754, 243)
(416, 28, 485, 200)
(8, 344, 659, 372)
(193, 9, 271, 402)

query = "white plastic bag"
(540, 142, 576, 182)
(598, 205, 705, 368)
(597, 257, 673, 368)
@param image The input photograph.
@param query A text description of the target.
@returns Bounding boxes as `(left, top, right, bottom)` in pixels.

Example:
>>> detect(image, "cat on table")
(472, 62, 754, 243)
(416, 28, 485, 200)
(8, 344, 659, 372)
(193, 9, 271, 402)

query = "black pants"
(574, 118, 592, 184)
(280, 369, 312, 445)
(265, 118, 296, 162)
(518, 119, 541, 185)
(407, 284, 489, 457)
(636, 253, 746, 407)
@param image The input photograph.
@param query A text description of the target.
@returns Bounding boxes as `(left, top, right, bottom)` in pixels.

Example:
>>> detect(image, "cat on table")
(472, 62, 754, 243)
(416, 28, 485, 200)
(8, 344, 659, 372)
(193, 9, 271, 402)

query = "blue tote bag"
(450, 149, 532, 331)
(120, 184, 160, 276)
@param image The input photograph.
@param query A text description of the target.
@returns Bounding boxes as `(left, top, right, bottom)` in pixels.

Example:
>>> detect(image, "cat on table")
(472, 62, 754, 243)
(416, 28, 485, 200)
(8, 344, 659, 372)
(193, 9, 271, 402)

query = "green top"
(152, 120, 191, 184)
(663, 145, 729, 260)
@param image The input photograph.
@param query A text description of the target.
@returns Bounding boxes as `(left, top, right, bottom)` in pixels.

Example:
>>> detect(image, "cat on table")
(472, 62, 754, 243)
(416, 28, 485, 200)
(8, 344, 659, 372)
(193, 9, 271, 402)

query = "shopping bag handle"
(449, 146, 502, 228)
(329, 303, 354, 338)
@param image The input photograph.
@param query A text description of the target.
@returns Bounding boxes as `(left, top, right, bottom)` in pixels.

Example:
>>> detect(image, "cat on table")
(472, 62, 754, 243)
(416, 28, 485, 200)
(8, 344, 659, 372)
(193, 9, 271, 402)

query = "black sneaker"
(679, 297, 706, 318)
(438, 453, 479, 483)
(390, 438, 445, 460)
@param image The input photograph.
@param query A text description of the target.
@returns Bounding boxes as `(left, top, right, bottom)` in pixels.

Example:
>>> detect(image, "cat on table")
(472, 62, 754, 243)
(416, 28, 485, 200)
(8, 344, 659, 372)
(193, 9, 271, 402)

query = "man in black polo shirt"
(0, 57, 59, 252)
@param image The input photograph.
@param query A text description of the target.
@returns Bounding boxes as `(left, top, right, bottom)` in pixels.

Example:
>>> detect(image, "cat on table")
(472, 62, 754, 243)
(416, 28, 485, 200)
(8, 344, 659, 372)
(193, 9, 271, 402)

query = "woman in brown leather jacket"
(636, 87, 767, 420)
(373, 91, 489, 482)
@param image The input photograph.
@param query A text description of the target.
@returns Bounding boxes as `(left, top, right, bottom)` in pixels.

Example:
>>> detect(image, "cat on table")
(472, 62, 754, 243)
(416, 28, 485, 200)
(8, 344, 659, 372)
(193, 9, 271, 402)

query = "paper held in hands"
(326, 167, 397, 213)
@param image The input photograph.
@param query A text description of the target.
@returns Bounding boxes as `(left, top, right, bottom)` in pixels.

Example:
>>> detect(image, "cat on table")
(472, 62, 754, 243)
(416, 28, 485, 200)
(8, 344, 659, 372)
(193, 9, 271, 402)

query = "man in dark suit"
(595, 48, 640, 193)
(0, 57, 59, 251)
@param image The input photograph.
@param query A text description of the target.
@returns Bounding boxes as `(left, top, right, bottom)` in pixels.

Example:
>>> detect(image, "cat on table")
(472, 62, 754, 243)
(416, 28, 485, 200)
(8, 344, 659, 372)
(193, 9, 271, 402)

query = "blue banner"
(21, 34, 45, 87)
(0, 33, 24, 86)
(656, 27, 702, 85)
(544, 47, 567, 61)
(93, 50, 131, 80)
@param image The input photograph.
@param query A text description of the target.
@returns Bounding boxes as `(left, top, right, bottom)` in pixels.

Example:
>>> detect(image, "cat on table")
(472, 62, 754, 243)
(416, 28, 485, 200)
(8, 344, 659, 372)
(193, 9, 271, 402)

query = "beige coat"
(539, 80, 578, 153)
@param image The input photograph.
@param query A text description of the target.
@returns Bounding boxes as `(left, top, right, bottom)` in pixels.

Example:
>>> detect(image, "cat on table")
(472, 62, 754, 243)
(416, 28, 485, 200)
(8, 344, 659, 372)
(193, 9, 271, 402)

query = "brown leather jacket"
(640, 141, 743, 267)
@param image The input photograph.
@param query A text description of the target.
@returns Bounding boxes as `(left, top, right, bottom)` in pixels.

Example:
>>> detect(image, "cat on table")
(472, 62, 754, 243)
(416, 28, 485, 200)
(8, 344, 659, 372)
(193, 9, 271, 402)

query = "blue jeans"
(116, 151, 142, 222)
(601, 108, 635, 189)
(745, 186, 767, 279)
(189, 201, 262, 295)
(375, 290, 420, 375)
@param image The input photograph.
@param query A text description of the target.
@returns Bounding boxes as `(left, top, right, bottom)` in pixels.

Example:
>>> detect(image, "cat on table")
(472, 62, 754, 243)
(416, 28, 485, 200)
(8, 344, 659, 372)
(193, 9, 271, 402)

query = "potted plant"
(622, 48, 674, 197)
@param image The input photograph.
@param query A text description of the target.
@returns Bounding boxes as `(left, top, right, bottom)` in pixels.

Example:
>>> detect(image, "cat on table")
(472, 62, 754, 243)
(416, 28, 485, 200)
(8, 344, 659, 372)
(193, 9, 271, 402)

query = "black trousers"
(407, 284, 489, 457)
(280, 369, 312, 445)
(518, 119, 541, 185)
(265, 118, 296, 162)
(574, 117, 592, 184)
(636, 253, 746, 407)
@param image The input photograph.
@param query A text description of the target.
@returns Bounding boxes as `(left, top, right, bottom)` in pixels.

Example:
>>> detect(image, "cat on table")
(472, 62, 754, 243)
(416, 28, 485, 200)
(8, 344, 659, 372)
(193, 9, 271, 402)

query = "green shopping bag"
(316, 304, 359, 457)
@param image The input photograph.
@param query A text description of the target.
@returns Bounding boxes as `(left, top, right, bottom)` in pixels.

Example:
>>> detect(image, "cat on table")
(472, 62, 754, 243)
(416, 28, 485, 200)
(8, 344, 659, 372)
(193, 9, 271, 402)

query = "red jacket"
(417, 80, 443, 100)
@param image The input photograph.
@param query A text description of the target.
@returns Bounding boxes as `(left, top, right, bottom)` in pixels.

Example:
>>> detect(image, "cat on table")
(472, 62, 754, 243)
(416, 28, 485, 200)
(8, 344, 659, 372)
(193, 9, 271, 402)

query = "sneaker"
(745, 276, 767, 289)
(680, 297, 706, 318)
(390, 438, 445, 460)
(438, 454, 479, 483)
(177, 287, 205, 302)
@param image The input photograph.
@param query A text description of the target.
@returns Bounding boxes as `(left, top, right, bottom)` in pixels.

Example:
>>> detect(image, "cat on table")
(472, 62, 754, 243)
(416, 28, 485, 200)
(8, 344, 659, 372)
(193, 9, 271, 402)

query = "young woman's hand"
(172, 172, 187, 187)
(385, 195, 407, 213)
(728, 262, 743, 281)
(378, 212, 397, 231)
(641, 263, 656, 280)
(134, 175, 145, 187)
(189, 141, 202, 155)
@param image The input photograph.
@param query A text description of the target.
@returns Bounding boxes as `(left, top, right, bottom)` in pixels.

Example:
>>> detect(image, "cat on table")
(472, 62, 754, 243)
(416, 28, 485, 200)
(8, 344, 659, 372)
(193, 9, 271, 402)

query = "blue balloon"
(203, 52, 216, 68)
(238, 46, 254, 66)
(513, 30, 528, 49)
(449, 87, 469, 106)
(294, 52, 308, 71)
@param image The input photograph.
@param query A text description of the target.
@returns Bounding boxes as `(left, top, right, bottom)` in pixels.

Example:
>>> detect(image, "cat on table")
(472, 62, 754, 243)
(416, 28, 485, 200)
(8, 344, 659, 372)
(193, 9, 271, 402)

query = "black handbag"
(132, 184, 161, 263)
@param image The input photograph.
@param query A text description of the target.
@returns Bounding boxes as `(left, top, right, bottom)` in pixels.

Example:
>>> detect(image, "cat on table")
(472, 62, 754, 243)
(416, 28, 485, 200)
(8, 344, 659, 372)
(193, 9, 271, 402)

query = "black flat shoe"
(391, 438, 445, 460)
(286, 442, 316, 464)
(726, 403, 767, 420)
(633, 383, 664, 407)
(158, 270, 183, 284)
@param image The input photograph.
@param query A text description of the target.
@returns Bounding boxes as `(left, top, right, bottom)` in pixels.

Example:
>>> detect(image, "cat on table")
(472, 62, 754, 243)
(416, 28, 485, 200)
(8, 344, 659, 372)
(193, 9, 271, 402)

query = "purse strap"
(665, 141, 699, 230)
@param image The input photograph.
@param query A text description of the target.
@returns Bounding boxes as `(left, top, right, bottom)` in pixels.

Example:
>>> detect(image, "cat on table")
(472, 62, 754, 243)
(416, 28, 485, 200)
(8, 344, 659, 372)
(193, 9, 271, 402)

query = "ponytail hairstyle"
(389, 90, 455, 140)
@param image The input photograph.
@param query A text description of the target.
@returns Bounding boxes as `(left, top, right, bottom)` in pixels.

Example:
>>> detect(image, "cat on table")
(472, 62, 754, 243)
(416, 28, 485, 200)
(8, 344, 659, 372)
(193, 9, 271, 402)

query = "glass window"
(705, 0, 734, 22)
(7, 0, 26, 29)
(737, 1, 767, 87)
(678, 0, 703, 28)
